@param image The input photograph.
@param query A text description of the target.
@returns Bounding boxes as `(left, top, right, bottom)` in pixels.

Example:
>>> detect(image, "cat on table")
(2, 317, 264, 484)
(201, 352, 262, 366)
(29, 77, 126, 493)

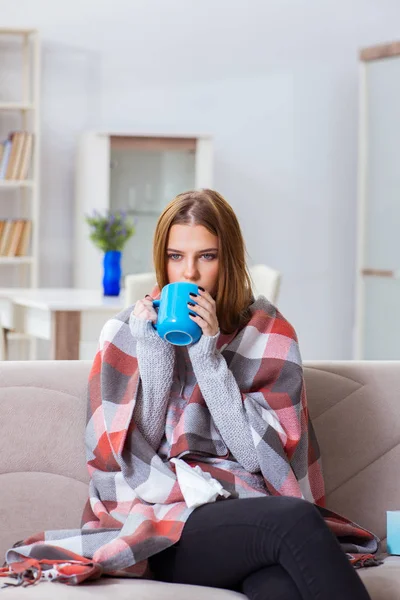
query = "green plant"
(85, 210, 136, 252)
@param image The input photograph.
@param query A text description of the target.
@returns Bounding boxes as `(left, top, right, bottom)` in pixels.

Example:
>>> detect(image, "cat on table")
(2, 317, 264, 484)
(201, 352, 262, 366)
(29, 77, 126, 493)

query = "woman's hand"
(188, 288, 219, 337)
(133, 295, 158, 323)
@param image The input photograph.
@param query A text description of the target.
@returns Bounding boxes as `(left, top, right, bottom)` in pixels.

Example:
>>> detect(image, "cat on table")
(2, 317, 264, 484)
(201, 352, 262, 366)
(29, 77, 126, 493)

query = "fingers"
(189, 289, 215, 312)
(188, 310, 218, 337)
(198, 288, 214, 301)
(133, 296, 158, 322)
(188, 289, 219, 337)
(187, 301, 208, 322)
(188, 312, 205, 330)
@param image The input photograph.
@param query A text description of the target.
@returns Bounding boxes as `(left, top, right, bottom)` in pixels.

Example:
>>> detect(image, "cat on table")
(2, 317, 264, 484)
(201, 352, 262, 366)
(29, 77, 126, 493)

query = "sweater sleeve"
(129, 313, 175, 450)
(188, 332, 260, 472)
(187, 328, 322, 505)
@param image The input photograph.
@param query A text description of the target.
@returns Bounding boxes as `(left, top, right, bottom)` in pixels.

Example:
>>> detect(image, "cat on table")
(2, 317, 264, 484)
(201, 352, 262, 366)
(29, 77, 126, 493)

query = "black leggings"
(149, 496, 371, 600)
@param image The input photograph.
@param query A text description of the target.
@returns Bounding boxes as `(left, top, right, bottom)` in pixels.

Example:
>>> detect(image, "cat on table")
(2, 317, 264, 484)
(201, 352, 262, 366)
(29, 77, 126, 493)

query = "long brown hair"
(153, 189, 254, 334)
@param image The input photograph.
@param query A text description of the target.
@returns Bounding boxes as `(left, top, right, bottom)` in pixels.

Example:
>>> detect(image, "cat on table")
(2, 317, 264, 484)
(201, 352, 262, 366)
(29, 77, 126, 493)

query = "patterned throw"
(1, 296, 380, 587)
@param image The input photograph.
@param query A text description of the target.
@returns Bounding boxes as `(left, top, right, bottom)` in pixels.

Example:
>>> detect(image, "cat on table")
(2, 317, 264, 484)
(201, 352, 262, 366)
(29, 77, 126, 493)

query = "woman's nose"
(183, 261, 199, 280)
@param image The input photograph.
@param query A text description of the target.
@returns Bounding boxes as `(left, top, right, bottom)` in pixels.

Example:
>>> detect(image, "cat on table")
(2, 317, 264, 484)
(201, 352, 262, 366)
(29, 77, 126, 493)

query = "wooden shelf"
(0, 102, 35, 111)
(0, 256, 34, 264)
(0, 180, 34, 188)
(7, 332, 32, 341)
(0, 29, 38, 36)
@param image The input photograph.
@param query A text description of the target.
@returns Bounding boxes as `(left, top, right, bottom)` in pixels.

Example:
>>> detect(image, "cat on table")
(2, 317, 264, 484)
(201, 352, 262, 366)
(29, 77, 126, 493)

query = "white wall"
(1, 0, 400, 359)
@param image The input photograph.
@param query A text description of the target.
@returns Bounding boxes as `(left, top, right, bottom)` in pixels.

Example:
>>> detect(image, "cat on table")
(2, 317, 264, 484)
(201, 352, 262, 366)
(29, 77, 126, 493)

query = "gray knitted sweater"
(129, 314, 259, 472)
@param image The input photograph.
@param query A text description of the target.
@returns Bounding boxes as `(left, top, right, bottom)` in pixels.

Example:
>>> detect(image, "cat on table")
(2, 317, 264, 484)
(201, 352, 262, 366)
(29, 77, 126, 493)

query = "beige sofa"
(1, 360, 400, 599)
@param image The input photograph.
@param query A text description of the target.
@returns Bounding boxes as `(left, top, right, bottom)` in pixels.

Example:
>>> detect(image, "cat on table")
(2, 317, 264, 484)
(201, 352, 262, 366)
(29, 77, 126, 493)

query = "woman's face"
(166, 224, 220, 296)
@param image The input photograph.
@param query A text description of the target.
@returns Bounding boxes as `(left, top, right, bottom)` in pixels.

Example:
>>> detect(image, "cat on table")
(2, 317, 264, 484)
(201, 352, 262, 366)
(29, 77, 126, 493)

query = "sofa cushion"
(0, 578, 245, 599)
(2, 559, 400, 600)
(358, 556, 400, 600)
(304, 362, 400, 546)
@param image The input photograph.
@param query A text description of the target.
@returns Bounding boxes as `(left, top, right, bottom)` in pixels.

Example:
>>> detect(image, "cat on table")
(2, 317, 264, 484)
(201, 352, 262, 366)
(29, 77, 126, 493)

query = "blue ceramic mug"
(152, 282, 202, 346)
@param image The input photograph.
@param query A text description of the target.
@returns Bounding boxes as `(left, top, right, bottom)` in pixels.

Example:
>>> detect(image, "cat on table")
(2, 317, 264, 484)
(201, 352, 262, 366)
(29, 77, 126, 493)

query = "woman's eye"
(202, 253, 217, 261)
(167, 253, 217, 261)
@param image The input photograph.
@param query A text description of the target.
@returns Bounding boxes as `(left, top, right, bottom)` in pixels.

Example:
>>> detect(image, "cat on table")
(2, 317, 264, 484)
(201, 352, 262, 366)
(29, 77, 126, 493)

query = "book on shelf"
(0, 131, 34, 181)
(17, 133, 34, 180)
(16, 220, 31, 256)
(0, 138, 12, 179)
(0, 219, 31, 257)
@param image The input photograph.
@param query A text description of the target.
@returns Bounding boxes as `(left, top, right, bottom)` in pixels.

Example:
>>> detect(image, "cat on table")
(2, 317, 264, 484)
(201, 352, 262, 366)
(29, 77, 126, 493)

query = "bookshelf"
(0, 28, 40, 288)
(74, 132, 213, 290)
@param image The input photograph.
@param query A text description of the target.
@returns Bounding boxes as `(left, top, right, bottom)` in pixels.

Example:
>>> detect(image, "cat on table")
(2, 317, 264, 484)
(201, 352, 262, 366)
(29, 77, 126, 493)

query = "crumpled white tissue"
(171, 458, 231, 509)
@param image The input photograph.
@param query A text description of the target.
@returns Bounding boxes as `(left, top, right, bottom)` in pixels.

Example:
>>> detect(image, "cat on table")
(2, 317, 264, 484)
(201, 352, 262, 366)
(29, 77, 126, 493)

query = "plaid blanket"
(1, 296, 380, 587)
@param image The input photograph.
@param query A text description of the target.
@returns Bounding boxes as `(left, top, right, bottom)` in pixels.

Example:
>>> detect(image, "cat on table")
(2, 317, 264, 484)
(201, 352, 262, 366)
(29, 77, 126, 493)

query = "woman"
(128, 189, 373, 599)
(2, 189, 376, 597)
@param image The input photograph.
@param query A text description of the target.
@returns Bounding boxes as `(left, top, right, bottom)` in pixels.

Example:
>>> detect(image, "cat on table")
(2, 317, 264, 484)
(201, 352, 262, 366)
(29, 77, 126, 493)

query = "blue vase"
(103, 250, 122, 296)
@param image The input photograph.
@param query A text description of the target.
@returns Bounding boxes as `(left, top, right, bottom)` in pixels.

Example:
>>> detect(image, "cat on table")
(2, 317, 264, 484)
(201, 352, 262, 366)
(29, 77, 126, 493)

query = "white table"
(0, 288, 126, 360)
